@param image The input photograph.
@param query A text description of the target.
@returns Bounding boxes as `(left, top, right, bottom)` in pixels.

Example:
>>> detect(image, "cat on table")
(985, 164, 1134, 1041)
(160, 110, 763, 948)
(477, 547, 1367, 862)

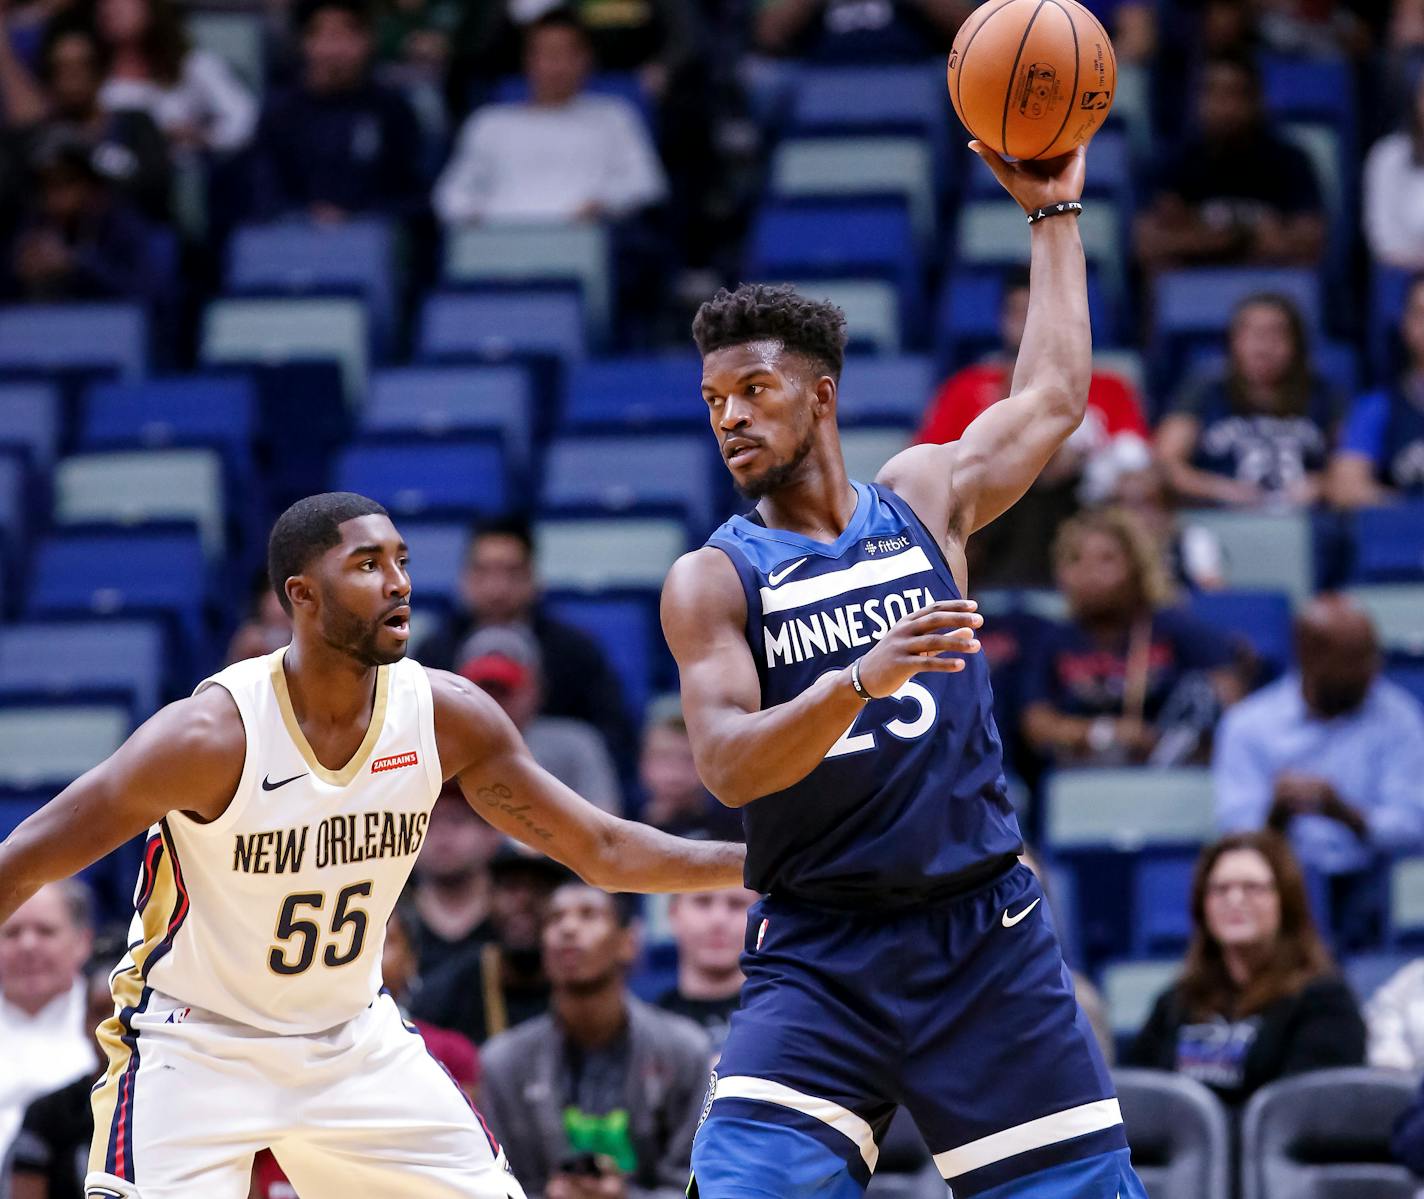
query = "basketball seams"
(1000, 0, 1049, 159)
(951, 0, 1025, 144)
(1035, 0, 1080, 159)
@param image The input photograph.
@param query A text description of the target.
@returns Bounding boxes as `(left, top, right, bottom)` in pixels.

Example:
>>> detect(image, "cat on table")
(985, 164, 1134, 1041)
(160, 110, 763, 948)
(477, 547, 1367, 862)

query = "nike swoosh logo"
(262, 772, 308, 791)
(1002, 898, 1041, 928)
(768, 557, 810, 586)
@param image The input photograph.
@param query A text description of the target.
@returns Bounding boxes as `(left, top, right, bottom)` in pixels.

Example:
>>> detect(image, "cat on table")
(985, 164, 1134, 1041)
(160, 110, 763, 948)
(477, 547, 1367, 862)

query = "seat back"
(564, 356, 704, 431)
(1045, 768, 1216, 851)
(1241, 1069, 1416, 1199)
(334, 439, 508, 519)
(0, 382, 60, 468)
(0, 303, 147, 378)
(54, 450, 227, 556)
(541, 434, 720, 532)
(1346, 585, 1424, 657)
(770, 137, 936, 242)
(418, 290, 586, 364)
(0, 703, 130, 790)
(81, 377, 256, 457)
(1353, 504, 1424, 583)
(534, 515, 686, 591)
(0, 621, 166, 715)
(1113, 1069, 1231, 1199)
(201, 297, 368, 407)
(367, 366, 535, 469)
(1102, 960, 1181, 1043)
(785, 279, 900, 354)
(1182, 510, 1314, 604)
(837, 356, 933, 427)
(841, 426, 909, 482)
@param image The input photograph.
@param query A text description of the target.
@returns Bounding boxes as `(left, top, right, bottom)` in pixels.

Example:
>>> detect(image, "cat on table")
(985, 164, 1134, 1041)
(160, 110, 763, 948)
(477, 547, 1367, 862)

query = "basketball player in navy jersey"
(662, 146, 1148, 1198)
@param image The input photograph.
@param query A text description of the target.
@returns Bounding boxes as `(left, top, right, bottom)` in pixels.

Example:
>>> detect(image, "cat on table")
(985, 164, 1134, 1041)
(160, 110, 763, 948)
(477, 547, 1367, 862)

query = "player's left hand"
(968, 142, 1086, 214)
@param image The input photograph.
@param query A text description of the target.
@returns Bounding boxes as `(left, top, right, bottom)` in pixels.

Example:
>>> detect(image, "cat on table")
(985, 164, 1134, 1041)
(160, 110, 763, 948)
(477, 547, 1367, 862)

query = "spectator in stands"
(1124, 831, 1364, 1109)
(0, 22, 171, 221)
(638, 696, 741, 841)
(7, 961, 111, 1199)
(1365, 70, 1424, 270)
(0, 881, 98, 1165)
(1156, 293, 1343, 508)
(1366, 957, 1424, 1073)
(408, 786, 502, 973)
(5, 130, 172, 304)
(1109, 455, 1228, 592)
(1214, 595, 1424, 881)
(1134, 54, 1325, 271)
(246, 0, 428, 223)
(754, 0, 967, 61)
(1328, 273, 1424, 507)
(479, 882, 710, 1199)
(226, 571, 292, 663)
(1021, 508, 1244, 768)
(411, 842, 568, 1044)
(95, 0, 256, 153)
(917, 267, 1150, 586)
(656, 886, 756, 1056)
(457, 625, 623, 815)
(415, 516, 634, 762)
(433, 9, 667, 226)
(377, 0, 461, 82)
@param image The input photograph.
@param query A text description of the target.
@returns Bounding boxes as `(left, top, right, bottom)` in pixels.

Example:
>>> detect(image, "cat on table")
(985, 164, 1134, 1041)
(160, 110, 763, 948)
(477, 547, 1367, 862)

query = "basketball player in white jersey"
(0, 492, 745, 1199)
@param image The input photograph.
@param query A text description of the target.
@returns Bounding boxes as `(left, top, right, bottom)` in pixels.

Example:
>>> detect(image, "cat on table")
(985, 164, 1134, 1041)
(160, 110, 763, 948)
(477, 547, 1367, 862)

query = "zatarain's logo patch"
(371, 751, 419, 774)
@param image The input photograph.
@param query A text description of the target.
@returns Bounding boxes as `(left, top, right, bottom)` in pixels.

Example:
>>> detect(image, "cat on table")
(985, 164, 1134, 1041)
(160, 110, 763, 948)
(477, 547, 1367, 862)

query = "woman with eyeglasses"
(1124, 830, 1364, 1108)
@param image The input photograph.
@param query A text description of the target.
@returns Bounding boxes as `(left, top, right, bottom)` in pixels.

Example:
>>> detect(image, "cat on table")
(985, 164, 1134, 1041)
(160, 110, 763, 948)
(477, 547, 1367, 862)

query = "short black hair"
(692, 283, 849, 381)
(296, 0, 374, 31)
(551, 881, 637, 927)
(526, 8, 589, 43)
(467, 513, 534, 559)
(268, 492, 389, 615)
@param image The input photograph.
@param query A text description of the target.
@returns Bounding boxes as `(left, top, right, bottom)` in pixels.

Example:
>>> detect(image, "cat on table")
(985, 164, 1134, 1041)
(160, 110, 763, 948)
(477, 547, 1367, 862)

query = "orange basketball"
(947, 0, 1116, 160)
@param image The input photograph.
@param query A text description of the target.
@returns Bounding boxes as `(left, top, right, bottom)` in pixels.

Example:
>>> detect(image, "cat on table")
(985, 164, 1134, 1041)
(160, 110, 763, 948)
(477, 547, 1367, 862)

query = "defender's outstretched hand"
(968, 142, 1086, 214)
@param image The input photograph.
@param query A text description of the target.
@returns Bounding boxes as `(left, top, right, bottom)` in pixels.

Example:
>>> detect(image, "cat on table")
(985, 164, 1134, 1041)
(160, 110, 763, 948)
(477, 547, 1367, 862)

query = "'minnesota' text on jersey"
(706, 481, 1022, 906)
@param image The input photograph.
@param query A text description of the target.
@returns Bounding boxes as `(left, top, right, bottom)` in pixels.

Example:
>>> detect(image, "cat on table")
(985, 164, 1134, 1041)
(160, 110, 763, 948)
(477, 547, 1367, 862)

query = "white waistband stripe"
(932, 1098, 1123, 1179)
(758, 546, 933, 615)
(712, 1075, 881, 1172)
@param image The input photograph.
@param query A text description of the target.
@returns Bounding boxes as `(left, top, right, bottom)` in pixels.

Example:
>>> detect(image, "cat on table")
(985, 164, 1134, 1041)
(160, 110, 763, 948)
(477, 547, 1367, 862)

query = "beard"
(320, 589, 406, 668)
(734, 424, 816, 501)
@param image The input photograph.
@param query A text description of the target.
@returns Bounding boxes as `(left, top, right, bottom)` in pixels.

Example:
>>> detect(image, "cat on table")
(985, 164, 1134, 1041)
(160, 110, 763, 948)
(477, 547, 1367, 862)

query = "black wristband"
(850, 658, 875, 702)
(1026, 200, 1083, 225)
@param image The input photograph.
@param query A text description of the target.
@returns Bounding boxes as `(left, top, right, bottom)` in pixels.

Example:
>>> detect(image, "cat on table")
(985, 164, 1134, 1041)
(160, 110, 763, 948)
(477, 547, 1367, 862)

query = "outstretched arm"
(429, 669, 744, 893)
(878, 144, 1090, 552)
(0, 688, 245, 926)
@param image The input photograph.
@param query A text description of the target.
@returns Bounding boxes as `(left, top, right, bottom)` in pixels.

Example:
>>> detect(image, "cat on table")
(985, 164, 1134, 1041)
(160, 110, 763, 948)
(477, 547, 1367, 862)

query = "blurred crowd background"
(2, 0, 1424, 1193)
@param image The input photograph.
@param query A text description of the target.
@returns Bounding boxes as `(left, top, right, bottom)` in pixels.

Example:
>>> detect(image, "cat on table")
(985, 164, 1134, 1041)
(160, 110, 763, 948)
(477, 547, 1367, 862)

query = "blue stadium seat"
(1371, 266, 1414, 378)
(540, 434, 722, 532)
(0, 620, 166, 716)
(1261, 55, 1356, 144)
(0, 452, 27, 560)
(790, 65, 946, 143)
(1344, 951, 1414, 1007)
(0, 381, 60, 469)
(0, 303, 148, 379)
(968, 126, 1134, 208)
(418, 290, 587, 364)
(1352, 503, 1424, 583)
(546, 590, 661, 720)
(401, 521, 470, 617)
(1132, 852, 1197, 958)
(563, 356, 704, 432)
(334, 437, 509, 519)
(1388, 664, 1424, 708)
(81, 377, 257, 478)
(366, 366, 536, 472)
(837, 355, 934, 427)
(1186, 590, 1294, 678)
(934, 268, 1113, 371)
(750, 201, 920, 334)
(226, 219, 398, 350)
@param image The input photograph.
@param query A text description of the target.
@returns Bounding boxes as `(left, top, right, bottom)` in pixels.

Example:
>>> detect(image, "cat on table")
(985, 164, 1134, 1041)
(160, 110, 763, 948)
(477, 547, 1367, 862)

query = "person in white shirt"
(1364, 73, 1424, 271)
(0, 881, 97, 1167)
(433, 9, 667, 226)
(1367, 958, 1424, 1074)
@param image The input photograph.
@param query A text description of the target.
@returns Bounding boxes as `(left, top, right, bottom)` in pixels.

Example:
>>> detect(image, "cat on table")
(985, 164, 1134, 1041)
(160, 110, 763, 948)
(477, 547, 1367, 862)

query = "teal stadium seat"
(770, 137, 937, 243)
(1046, 767, 1217, 851)
(0, 703, 130, 793)
(1346, 585, 1424, 657)
(201, 297, 369, 407)
(1181, 510, 1315, 605)
(786, 280, 901, 354)
(366, 366, 535, 472)
(534, 515, 687, 592)
(53, 450, 227, 557)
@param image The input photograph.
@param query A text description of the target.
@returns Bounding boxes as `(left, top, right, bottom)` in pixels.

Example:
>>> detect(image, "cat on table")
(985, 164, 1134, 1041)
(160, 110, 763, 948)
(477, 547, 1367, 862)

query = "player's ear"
(286, 573, 317, 614)
(813, 374, 837, 419)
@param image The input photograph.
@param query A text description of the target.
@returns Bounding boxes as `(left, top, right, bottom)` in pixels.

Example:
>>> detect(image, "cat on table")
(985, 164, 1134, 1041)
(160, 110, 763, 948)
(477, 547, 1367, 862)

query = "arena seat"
(334, 437, 509, 519)
(546, 590, 661, 720)
(417, 289, 587, 365)
(1370, 266, 1414, 377)
(1113, 1070, 1231, 1199)
(1182, 510, 1315, 605)
(1346, 584, 1424, 656)
(770, 137, 937, 243)
(563, 356, 704, 432)
(53, 449, 228, 557)
(1241, 1069, 1415, 1199)
(540, 433, 722, 533)
(187, 10, 267, 93)
(790, 64, 947, 145)
(0, 620, 166, 716)
(201, 296, 369, 407)
(443, 224, 611, 343)
(0, 303, 148, 379)
(1261, 56, 1357, 146)
(81, 376, 257, 479)
(366, 366, 536, 472)
(0, 453, 26, 561)
(1388, 663, 1424, 708)
(1186, 589, 1294, 678)
(1131, 853, 1198, 958)
(1046, 768, 1216, 852)
(785, 279, 901, 354)
(966, 126, 1134, 209)
(0, 381, 60, 470)
(934, 267, 1114, 370)
(954, 200, 1124, 309)
(841, 426, 910, 482)
(837, 356, 934, 427)
(1351, 503, 1424, 583)
(1345, 951, 1415, 1007)
(1389, 856, 1424, 947)
(1101, 959, 1180, 1046)
(400, 521, 469, 617)
(534, 514, 687, 592)
(0, 703, 130, 792)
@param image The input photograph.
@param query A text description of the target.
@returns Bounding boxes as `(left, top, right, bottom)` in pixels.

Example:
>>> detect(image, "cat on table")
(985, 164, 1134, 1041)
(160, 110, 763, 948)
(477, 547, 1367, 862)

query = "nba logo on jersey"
(755, 918, 768, 951)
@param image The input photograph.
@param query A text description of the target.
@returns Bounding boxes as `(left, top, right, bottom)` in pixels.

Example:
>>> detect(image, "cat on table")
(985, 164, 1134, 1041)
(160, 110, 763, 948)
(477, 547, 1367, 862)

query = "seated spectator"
(1366, 957, 1424, 1073)
(0, 22, 171, 221)
(414, 516, 634, 762)
(1328, 273, 1424, 507)
(457, 625, 623, 815)
(1156, 293, 1343, 508)
(1214, 595, 1424, 885)
(1364, 74, 1424, 271)
(479, 882, 710, 1198)
(408, 786, 501, 973)
(656, 886, 756, 1055)
(6, 130, 171, 305)
(1124, 831, 1364, 1109)
(410, 841, 569, 1044)
(247, 0, 427, 223)
(1108, 454, 1228, 592)
(226, 572, 293, 664)
(918, 267, 1150, 586)
(7, 962, 111, 1199)
(0, 882, 98, 1165)
(377, 0, 462, 82)
(754, 0, 966, 61)
(1021, 508, 1243, 767)
(638, 696, 741, 841)
(433, 9, 667, 226)
(1134, 53, 1325, 271)
(95, 0, 256, 153)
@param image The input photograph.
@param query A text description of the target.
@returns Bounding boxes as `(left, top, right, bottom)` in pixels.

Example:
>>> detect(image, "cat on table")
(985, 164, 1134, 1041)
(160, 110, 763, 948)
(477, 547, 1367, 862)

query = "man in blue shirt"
(1214, 594, 1424, 880)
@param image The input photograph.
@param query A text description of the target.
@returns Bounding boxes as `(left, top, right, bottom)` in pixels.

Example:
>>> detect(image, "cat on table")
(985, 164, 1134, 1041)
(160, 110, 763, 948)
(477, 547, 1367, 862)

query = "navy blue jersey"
(706, 481, 1022, 907)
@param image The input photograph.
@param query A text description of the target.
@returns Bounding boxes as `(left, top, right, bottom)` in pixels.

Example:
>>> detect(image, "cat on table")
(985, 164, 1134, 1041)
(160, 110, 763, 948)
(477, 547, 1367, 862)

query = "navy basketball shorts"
(690, 864, 1146, 1198)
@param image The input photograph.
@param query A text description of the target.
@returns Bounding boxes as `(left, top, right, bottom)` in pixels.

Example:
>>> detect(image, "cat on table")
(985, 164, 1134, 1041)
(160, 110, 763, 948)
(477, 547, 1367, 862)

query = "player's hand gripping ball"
(947, 0, 1116, 160)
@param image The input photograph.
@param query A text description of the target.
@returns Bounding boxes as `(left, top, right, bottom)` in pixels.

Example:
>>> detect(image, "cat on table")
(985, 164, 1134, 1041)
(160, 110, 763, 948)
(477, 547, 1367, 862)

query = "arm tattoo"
(472, 782, 554, 842)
